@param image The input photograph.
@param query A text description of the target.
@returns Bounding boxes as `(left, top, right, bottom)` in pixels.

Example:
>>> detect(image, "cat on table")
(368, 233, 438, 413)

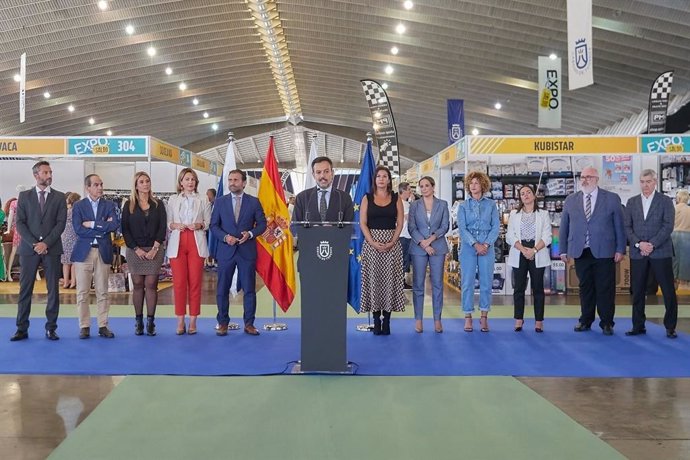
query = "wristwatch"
(634, 242, 640, 249)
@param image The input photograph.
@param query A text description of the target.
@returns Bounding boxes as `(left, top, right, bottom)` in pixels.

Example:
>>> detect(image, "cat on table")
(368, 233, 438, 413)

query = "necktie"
(234, 195, 241, 221)
(585, 193, 592, 247)
(39, 190, 46, 213)
(319, 190, 327, 221)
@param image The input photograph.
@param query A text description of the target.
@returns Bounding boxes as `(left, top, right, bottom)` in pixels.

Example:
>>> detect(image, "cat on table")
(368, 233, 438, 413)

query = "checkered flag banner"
(360, 79, 400, 176)
(648, 70, 674, 134)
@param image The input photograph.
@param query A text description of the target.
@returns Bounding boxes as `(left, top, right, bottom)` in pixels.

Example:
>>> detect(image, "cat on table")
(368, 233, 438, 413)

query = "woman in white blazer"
(506, 185, 552, 333)
(166, 168, 211, 335)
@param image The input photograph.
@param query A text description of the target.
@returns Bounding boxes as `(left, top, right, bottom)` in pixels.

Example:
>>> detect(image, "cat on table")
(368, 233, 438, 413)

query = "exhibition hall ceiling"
(1, 0, 689, 168)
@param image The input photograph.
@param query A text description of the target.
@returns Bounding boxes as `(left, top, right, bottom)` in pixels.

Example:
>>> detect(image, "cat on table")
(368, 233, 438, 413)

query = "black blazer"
(624, 191, 675, 259)
(292, 187, 354, 224)
(15, 188, 67, 256)
(121, 199, 167, 249)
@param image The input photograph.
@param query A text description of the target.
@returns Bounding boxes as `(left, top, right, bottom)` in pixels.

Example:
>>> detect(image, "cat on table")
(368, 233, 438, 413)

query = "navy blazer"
(560, 188, 626, 259)
(292, 187, 355, 224)
(71, 197, 121, 264)
(210, 193, 267, 261)
(15, 188, 67, 257)
(624, 191, 675, 259)
(408, 198, 450, 256)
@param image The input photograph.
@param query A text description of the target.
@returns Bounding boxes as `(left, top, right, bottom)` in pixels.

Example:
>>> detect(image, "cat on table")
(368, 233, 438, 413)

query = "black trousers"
(17, 253, 61, 332)
(630, 257, 677, 331)
(574, 248, 616, 329)
(512, 252, 545, 321)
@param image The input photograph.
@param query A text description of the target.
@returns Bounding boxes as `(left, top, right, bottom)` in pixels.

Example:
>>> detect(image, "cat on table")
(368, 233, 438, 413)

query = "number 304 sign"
(68, 137, 147, 156)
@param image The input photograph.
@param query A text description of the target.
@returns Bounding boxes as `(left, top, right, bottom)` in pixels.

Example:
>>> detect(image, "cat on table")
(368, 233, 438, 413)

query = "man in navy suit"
(623, 169, 678, 338)
(11, 161, 67, 341)
(72, 174, 120, 339)
(211, 169, 267, 336)
(560, 167, 626, 335)
(292, 156, 354, 225)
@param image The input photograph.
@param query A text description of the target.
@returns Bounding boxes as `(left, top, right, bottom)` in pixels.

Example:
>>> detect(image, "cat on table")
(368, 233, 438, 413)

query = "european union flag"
(347, 139, 376, 312)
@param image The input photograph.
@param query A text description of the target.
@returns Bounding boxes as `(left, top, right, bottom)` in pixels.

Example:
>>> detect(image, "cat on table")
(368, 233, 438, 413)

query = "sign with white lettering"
(640, 135, 688, 154)
(68, 137, 147, 156)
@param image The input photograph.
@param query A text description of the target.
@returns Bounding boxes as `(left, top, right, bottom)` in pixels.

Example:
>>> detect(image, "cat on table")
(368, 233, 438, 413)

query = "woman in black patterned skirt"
(359, 166, 405, 335)
(122, 171, 167, 336)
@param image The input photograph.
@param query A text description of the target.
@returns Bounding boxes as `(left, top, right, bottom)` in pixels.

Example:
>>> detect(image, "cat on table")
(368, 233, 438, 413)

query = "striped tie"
(319, 190, 327, 221)
(584, 193, 592, 247)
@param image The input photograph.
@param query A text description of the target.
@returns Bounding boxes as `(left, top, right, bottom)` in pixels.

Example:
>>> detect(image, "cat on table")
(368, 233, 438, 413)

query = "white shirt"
(181, 192, 198, 224)
(35, 185, 51, 197)
(400, 200, 411, 239)
(641, 192, 654, 220)
(316, 185, 332, 210)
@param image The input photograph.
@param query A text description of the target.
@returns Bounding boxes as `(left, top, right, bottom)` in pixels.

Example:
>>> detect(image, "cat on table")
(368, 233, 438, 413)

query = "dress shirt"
(88, 196, 100, 244)
(583, 187, 599, 215)
(316, 185, 332, 210)
(641, 192, 654, 220)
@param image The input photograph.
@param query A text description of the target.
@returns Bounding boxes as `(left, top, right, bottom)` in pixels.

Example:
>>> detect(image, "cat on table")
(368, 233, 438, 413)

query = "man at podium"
(293, 156, 354, 225)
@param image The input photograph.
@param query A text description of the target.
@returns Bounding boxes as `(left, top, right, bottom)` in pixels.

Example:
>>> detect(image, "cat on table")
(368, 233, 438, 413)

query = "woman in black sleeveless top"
(359, 166, 405, 334)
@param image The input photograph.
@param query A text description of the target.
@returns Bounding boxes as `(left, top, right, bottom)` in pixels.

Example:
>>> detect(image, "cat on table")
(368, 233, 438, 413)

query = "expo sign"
(642, 135, 687, 154)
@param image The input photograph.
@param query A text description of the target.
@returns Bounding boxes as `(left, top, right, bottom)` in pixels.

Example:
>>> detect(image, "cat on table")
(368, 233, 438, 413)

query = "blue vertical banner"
(447, 99, 464, 145)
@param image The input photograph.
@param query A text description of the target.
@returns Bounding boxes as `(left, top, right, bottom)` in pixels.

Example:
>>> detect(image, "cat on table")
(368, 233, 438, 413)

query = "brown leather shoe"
(244, 324, 260, 336)
(216, 324, 228, 336)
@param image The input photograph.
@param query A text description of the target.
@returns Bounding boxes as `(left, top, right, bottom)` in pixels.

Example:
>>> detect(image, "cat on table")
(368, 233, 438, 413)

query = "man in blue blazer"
(560, 167, 626, 335)
(211, 169, 267, 336)
(72, 174, 120, 339)
(623, 169, 678, 338)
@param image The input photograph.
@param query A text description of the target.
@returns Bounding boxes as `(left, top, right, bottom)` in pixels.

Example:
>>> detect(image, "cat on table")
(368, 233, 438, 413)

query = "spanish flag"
(256, 137, 296, 311)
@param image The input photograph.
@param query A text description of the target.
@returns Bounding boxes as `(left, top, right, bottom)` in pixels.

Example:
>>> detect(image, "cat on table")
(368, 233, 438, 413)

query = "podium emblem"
(317, 241, 332, 261)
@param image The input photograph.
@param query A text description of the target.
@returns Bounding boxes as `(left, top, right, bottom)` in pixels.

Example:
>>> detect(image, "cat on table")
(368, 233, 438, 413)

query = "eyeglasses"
(580, 175, 598, 180)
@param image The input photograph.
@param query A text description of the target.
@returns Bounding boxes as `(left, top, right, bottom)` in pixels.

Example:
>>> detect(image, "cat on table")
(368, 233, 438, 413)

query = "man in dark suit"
(560, 167, 626, 335)
(292, 156, 354, 225)
(211, 169, 267, 336)
(11, 161, 67, 341)
(623, 169, 678, 338)
(71, 174, 120, 339)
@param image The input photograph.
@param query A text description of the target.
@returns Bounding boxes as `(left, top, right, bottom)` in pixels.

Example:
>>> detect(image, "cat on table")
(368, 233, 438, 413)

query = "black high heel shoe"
(514, 319, 524, 332)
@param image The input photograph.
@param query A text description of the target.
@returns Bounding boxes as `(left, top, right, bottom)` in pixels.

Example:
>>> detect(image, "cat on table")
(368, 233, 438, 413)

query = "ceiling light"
(549, 53, 558, 60)
(165, 67, 173, 75)
(88, 117, 95, 125)
(381, 82, 389, 90)
(472, 128, 479, 136)
(13, 74, 20, 82)
(340, 158, 345, 163)
(125, 24, 134, 35)
(147, 46, 156, 57)
(403, 1, 414, 9)
(494, 102, 502, 110)
(395, 23, 406, 34)
(203, 112, 209, 119)
(212, 123, 218, 131)
(67, 105, 75, 113)
(192, 98, 199, 105)
(106, 130, 113, 136)
(385, 65, 394, 75)
(374, 111, 382, 119)
(390, 46, 399, 55)
(178, 82, 187, 91)
(97, 1, 108, 11)
(43, 92, 51, 99)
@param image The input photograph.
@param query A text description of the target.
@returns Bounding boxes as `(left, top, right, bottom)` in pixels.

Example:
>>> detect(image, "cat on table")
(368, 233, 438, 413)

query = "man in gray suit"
(560, 167, 626, 335)
(623, 169, 678, 338)
(10, 161, 67, 341)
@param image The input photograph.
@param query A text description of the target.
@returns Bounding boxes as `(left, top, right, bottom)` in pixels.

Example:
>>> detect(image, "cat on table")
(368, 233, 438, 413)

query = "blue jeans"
(460, 243, 494, 314)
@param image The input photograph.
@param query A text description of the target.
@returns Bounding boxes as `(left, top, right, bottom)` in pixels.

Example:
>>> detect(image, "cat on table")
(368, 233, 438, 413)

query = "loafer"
(625, 329, 646, 336)
(244, 324, 260, 336)
(98, 327, 115, 338)
(79, 327, 90, 339)
(216, 325, 228, 336)
(573, 323, 591, 332)
(602, 325, 614, 336)
(667, 329, 678, 339)
(45, 330, 60, 341)
(10, 330, 28, 342)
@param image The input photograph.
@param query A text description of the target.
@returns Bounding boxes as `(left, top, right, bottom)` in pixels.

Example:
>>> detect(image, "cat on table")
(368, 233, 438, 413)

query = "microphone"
(304, 186, 318, 228)
(337, 190, 344, 228)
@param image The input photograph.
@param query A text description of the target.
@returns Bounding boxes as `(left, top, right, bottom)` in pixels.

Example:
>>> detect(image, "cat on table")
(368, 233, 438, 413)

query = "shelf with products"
(659, 155, 690, 198)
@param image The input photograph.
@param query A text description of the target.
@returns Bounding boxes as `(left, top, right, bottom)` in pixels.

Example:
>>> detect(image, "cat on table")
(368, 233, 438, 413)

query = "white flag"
(538, 56, 562, 129)
(303, 137, 318, 190)
(19, 53, 26, 123)
(220, 138, 237, 196)
(567, 0, 593, 90)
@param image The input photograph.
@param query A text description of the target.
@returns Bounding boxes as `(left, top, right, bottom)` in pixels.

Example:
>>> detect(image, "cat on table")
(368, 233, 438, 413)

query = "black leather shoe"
(10, 330, 28, 341)
(667, 329, 678, 339)
(79, 327, 90, 339)
(602, 325, 614, 336)
(625, 329, 646, 336)
(45, 330, 60, 341)
(98, 327, 115, 338)
(573, 323, 591, 332)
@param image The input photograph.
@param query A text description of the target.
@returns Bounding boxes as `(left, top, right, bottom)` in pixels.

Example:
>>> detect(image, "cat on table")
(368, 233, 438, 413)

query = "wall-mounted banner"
(360, 79, 400, 176)
(447, 99, 464, 145)
(0, 137, 66, 156)
(150, 139, 180, 163)
(538, 56, 561, 129)
(19, 53, 26, 123)
(647, 70, 674, 134)
(439, 144, 458, 167)
(566, 0, 593, 90)
(191, 154, 211, 173)
(640, 135, 688, 154)
(68, 137, 147, 156)
(469, 136, 637, 155)
(179, 149, 192, 167)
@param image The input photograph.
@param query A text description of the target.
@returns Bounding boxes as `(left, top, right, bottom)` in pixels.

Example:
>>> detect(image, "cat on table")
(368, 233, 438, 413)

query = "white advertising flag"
(19, 53, 26, 123)
(303, 137, 318, 190)
(567, 0, 593, 90)
(538, 56, 562, 129)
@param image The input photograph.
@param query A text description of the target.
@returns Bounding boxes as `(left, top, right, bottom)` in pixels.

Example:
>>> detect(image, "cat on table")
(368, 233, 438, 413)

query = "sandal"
(414, 320, 423, 333)
(434, 320, 443, 334)
(480, 315, 489, 333)
(464, 316, 473, 332)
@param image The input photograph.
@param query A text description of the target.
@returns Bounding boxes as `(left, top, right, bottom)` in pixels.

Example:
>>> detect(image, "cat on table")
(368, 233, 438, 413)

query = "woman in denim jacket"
(457, 171, 499, 332)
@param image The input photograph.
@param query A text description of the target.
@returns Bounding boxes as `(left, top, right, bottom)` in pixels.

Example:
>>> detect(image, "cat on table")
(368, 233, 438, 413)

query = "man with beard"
(210, 169, 267, 336)
(560, 167, 626, 336)
(11, 161, 67, 341)
(292, 156, 354, 226)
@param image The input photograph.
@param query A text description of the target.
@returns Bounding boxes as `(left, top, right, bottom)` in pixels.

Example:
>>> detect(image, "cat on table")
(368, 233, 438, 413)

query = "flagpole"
(356, 132, 375, 332)
(263, 299, 288, 331)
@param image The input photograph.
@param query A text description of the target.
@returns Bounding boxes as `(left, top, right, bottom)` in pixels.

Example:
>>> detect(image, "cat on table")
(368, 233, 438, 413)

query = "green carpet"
(48, 375, 624, 460)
